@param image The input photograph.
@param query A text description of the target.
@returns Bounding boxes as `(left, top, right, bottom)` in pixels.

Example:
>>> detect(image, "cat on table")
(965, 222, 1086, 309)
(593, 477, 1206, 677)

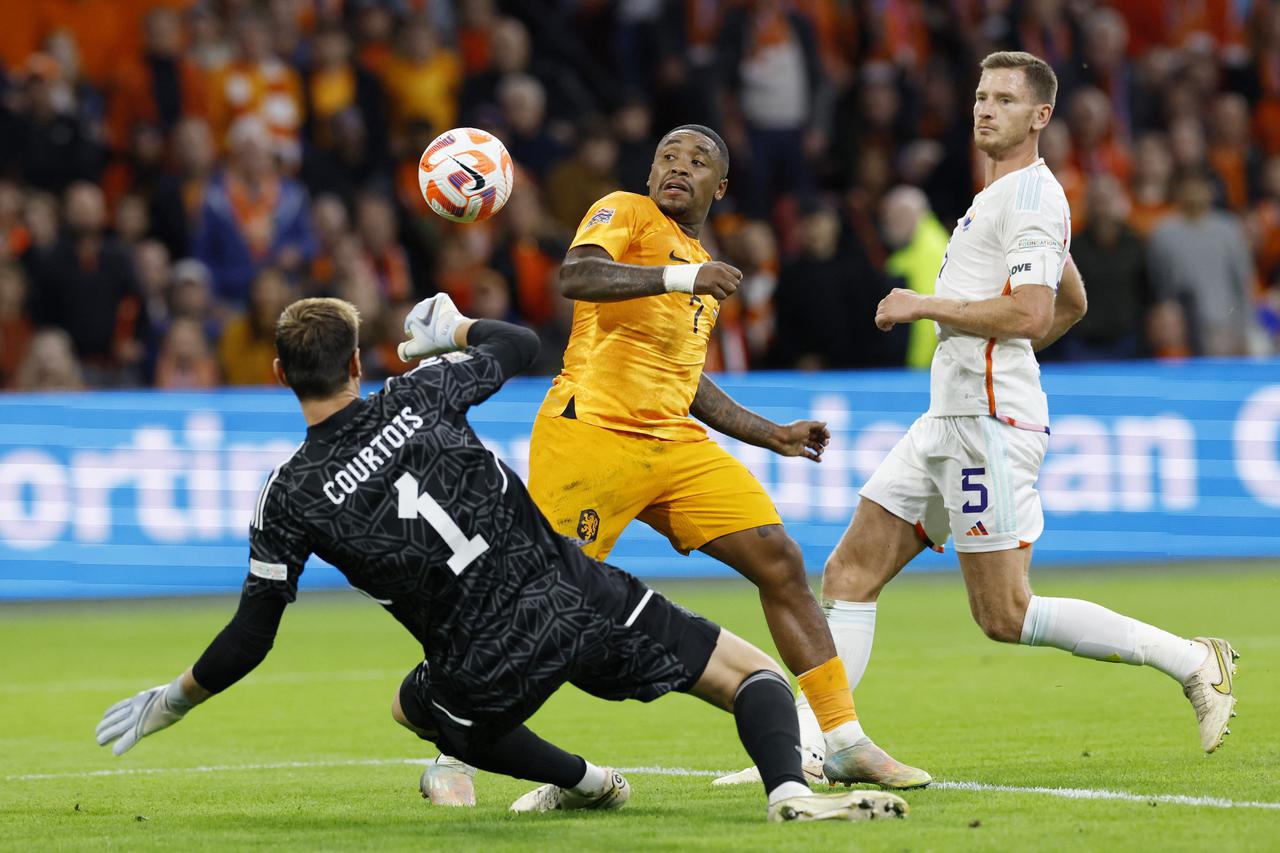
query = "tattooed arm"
(690, 373, 830, 462)
(559, 245, 743, 302)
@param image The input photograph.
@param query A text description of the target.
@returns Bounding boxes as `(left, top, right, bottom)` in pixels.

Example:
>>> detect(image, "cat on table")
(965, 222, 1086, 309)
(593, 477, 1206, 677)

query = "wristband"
(663, 262, 702, 294)
(163, 674, 194, 714)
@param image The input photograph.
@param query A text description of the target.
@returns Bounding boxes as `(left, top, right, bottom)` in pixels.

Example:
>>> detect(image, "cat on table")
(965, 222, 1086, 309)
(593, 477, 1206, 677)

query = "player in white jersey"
(715, 51, 1237, 788)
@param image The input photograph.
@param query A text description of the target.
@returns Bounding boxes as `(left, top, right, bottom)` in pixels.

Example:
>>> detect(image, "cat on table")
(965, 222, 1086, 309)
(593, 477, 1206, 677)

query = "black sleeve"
(465, 319, 541, 379)
(191, 580, 288, 694)
(191, 464, 310, 694)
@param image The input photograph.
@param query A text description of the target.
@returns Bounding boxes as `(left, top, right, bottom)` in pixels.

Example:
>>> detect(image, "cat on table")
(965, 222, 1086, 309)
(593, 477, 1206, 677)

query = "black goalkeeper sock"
(460, 725, 586, 789)
(733, 670, 808, 794)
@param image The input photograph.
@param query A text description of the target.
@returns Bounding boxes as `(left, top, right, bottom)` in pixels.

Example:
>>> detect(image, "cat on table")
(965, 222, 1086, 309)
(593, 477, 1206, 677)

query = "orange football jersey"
(537, 191, 718, 441)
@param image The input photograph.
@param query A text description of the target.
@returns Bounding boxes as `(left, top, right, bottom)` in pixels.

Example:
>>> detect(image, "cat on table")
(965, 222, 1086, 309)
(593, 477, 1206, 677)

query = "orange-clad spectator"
(0, 264, 34, 388)
(308, 194, 349, 294)
(356, 194, 413, 303)
(382, 17, 462, 140)
(306, 24, 386, 149)
(39, 0, 135, 89)
(457, 0, 498, 74)
(544, 123, 621, 231)
(107, 7, 208, 153)
(1129, 133, 1177, 237)
(207, 12, 304, 167)
(1207, 93, 1262, 212)
(155, 317, 220, 389)
(868, 0, 930, 72)
(490, 184, 562, 327)
(1041, 122, 1087, 229)
(1069, 88, 1132, 183)
(218, 267, 294, 385)
(1247, 156, 1280, 285)
(1109, 0, 1243, 56)
(354, 3, 398, 78)
(0, 183, 31, 264)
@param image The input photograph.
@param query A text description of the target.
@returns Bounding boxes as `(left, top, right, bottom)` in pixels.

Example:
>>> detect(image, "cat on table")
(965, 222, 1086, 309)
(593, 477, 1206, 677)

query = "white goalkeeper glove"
(95, 675, 194, 756)
(399, 294, 470, 362)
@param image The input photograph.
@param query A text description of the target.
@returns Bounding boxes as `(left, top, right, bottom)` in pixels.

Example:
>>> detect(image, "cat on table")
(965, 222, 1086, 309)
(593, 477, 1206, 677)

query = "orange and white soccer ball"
(418, 127, 515, 223)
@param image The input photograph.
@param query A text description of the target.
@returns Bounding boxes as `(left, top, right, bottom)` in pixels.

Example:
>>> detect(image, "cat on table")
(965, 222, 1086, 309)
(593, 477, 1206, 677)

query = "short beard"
(655, 195, 694, 219)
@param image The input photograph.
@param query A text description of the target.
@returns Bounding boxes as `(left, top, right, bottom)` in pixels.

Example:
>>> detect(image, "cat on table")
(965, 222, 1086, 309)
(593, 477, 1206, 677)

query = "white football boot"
(510, 768, 630, 813)
(419, 754, 476, 806)
(1182, 637, 1239, 753)
(823, 738, 932, 789)
(767, 790, 909, 823)
(712, 743, 827, 787)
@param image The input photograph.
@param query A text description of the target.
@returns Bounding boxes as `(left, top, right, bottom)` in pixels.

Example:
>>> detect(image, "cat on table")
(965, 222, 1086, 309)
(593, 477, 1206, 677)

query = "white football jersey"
(926, 158, 1070, 432)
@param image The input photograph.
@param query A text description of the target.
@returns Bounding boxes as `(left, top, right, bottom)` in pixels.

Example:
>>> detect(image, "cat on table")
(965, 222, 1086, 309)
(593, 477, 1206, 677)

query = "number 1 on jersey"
(395, 473, 489, 575)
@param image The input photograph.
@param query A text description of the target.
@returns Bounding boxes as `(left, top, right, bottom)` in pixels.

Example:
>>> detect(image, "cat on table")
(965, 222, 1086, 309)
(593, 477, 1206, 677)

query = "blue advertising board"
(1, 360, 1277, 599)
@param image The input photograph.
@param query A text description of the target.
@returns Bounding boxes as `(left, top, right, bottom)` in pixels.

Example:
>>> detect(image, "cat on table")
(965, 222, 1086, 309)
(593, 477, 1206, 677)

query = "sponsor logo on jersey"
(965, 520, 990, 536)
(586, 208, 615, 227)
(576, 508, 601, 543)
(668, 249, 690, 263)
(961, 209, 977, 231)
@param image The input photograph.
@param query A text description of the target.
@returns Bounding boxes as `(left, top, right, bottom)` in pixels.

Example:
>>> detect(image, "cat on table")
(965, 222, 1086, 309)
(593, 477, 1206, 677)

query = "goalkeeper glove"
(95, 675, 194, 756)
(399, 294, 469, 361)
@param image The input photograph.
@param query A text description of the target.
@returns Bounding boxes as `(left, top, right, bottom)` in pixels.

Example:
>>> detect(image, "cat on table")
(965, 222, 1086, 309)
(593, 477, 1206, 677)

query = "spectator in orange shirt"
(356, 193, 413, 303)
(489, 184, 564, 328)
(218, 266, 294, 385)
(304, 24, 388, 161)
(107, 6, 208, 154)
(0, 264, 34, 388)
(544, 121, 621, 231)
(1070, 87, 1132, 183)
(207, 11, 304, 167)
(382, 17, 462, 144)
(1207, 92, 1262, 212)
(1129, 132, 1177, 237)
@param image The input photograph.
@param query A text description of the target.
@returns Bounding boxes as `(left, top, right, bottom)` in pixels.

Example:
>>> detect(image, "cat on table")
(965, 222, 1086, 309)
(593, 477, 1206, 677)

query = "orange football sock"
(796, 656, 858, 732)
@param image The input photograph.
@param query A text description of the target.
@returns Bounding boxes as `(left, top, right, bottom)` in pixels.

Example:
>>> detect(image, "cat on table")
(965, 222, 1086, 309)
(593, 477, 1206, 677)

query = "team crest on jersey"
(576, 509, 601, 543)
(586, 207, 615, 227)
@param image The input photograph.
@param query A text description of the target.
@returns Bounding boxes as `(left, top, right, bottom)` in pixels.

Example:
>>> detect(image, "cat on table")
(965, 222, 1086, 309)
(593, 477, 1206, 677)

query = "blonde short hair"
(274, 297, 360, 400)
(980, 51, 1058, 107)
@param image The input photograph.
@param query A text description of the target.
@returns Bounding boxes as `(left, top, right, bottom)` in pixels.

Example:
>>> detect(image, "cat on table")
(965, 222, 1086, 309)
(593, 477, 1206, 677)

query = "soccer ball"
(418, 127, 515, 223)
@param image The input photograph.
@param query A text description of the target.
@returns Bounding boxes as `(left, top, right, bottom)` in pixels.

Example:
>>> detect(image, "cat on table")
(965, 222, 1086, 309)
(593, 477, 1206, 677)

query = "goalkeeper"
(94, 295, 908, 824)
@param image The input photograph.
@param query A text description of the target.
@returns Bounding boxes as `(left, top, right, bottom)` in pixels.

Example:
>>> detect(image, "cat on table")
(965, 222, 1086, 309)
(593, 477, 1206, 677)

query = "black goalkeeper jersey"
(192, 321, 557, 693)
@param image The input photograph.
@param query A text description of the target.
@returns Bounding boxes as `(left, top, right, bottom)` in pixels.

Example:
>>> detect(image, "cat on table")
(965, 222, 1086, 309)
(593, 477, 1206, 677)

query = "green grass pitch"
(3, 563, 1278, 851)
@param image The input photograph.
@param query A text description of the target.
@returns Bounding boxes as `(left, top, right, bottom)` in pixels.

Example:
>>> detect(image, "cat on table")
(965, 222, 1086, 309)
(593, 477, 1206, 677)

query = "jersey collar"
(306, 398, 365, 442)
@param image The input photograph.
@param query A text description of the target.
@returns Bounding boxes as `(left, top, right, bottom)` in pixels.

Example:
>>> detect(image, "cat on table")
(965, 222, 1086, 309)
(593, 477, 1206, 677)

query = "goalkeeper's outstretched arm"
(95, 584, 287, 756)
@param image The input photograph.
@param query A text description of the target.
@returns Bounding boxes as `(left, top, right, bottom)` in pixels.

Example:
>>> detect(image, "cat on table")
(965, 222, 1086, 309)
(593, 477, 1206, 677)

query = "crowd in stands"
(1, 0, 1279, 392)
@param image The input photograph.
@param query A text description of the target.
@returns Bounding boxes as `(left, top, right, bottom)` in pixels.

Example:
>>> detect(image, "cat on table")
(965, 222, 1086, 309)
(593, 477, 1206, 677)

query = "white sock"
(795, 599, 877, 756)
(767, 780, 812, 806)
(1020, 595, 1209, 683)
(824, 719, 867, 753)
(569, 760, 608, 796)
(825, 600, 877, 689)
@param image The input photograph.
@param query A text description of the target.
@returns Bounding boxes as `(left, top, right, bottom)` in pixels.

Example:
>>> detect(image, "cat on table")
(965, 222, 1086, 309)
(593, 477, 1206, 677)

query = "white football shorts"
(859, 415, 1048, 553)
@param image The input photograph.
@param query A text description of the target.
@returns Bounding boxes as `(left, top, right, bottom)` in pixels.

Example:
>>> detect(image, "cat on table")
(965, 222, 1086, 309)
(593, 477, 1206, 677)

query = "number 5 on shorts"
(961, 467, 988, 514)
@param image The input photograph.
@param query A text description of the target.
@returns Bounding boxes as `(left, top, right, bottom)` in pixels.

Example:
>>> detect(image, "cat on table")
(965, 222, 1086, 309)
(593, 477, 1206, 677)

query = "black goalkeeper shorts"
(398, 546, 720, 748)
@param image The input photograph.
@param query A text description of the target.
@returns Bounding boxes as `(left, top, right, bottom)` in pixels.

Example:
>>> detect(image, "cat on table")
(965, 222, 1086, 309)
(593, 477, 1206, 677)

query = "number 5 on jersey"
(396, 473, 489, 575)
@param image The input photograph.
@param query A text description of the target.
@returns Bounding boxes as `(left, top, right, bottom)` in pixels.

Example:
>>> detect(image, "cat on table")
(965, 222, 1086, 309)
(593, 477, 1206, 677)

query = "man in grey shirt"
(1147, 168, 1256, 356)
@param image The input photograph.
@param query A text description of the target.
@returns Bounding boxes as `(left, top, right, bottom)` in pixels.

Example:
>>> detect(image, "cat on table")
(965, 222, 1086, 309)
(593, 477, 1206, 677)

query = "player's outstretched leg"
(700, 526, 927, 789)
(709, 509, 931, 790)
(959, 549, 1239, 753)
(690, 627, 908, 822)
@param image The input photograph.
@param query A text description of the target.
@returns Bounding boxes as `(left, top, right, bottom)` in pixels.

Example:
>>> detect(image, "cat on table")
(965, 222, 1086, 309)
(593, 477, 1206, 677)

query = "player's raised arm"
(559, 245, 743, 302)
(690, 373, 830, 463)
(1032, 254, 1087, 351)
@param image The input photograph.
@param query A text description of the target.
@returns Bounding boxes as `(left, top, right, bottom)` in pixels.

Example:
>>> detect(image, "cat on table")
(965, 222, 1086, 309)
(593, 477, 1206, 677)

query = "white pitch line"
(9, 760, 1280, 811)
(932, 780, 1280, 811)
